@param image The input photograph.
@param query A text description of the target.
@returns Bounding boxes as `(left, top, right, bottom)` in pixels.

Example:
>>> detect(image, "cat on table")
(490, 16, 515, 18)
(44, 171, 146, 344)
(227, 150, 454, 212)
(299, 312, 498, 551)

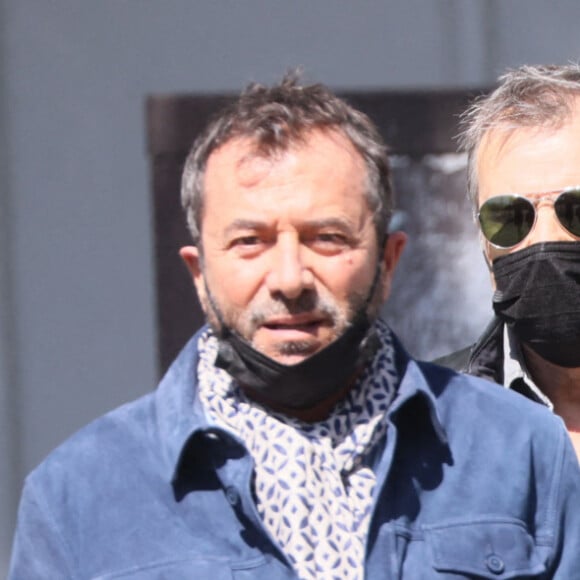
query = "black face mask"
(207, 266, 383, 410)
(215, 310, 380, 409)
(492, 242, 580, 368)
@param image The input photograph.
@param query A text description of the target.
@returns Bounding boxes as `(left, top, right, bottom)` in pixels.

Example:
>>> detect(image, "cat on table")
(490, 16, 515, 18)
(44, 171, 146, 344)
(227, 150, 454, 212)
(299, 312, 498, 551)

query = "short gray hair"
(181, 72, 393, 245)
(459, 63, 580, 211)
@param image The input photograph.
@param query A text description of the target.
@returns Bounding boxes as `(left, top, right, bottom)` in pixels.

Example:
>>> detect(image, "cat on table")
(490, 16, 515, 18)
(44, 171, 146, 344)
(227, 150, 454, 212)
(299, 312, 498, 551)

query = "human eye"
(230, 235, 261, 247)
(227, 233, 268, 257)
(308, 231, 351, 254)
(317, 232, 348, 244)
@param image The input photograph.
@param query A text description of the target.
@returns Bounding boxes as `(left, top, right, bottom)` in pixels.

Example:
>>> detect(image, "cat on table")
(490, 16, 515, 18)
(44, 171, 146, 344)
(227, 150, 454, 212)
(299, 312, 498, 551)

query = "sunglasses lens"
(478, 195, 535, 248)
(555, 189, 580, 238)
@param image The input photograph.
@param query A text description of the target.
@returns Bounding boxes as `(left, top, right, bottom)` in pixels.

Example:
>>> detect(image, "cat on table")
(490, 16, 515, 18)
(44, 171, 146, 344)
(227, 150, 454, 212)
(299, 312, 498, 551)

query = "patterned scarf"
(197, 319, 399, 580)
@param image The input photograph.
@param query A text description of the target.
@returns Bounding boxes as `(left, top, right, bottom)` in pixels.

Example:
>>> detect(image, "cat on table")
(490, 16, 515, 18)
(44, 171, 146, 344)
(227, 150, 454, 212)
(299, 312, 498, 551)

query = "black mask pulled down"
(492, 242, 580, 368)
(215, 311, 380, 409)
(206, 264, 383, 409)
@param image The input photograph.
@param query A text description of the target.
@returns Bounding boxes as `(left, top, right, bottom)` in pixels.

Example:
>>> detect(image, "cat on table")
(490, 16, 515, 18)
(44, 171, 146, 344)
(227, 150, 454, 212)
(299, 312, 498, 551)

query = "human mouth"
(260, 314, 327, 336)
(253, 312, 335, 363)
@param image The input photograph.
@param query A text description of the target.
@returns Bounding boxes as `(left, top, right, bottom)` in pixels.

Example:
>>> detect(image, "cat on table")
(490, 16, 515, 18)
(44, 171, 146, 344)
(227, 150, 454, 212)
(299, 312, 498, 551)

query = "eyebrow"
(302, 217, 355, 232)
(223, 219, 268, 238)
(223, 217, 355, 237)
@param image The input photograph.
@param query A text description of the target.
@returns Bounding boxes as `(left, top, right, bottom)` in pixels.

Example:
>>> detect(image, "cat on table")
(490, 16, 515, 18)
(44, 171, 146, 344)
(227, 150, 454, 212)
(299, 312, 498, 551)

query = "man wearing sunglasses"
(439, 64, 580, 458)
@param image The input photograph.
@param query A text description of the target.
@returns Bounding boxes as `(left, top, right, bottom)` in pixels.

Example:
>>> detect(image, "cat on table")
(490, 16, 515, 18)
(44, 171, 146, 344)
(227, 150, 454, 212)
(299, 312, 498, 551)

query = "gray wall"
(3, 0, 580, 573)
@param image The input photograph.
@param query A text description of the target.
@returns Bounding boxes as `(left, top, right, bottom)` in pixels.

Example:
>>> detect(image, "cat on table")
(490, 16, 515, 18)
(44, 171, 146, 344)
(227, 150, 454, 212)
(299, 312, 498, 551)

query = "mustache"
(248, 290, 339, 326)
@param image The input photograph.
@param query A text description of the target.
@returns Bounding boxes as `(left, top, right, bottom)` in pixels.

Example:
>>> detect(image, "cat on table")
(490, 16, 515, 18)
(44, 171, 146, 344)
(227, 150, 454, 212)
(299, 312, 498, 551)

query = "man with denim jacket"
(10, 74, 580, 579)
(437, 64, 580, 459)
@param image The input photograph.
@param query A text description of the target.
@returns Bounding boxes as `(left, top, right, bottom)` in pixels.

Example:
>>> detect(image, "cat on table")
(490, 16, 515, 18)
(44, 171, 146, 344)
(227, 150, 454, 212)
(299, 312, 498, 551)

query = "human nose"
(265, 235, 314, 299)
(526, 201, 573, 246)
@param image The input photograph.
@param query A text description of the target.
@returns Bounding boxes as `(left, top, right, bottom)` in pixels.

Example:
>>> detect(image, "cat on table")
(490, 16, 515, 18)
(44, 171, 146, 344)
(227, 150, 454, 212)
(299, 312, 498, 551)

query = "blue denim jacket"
(9, 328, 580, 579)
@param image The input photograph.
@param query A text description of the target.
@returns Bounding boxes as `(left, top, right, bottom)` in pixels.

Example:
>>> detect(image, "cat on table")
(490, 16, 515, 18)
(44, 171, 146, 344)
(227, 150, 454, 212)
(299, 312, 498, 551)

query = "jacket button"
(225, 486, 239, 506)
(485, 554, 505, 574)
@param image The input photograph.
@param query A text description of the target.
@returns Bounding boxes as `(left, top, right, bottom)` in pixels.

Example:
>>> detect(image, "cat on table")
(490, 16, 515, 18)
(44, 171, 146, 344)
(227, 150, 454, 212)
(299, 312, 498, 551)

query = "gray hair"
(459, 63, 580, 212)
(181, 72, 393, 245)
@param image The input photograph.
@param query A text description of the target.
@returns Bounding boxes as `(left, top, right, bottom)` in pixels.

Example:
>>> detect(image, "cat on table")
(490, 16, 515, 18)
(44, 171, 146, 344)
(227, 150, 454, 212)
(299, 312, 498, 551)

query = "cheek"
(317, 254, 375, 298)
(206, 258, 268, 309)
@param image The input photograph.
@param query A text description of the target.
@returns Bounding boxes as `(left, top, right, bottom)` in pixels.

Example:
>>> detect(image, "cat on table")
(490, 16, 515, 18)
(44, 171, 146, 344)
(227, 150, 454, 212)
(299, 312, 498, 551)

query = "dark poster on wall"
(146, 90, 492, 376)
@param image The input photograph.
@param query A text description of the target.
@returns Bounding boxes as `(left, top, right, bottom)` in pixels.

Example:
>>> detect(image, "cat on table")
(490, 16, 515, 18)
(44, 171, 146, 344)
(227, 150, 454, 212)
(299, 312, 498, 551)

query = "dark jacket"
(435, 316, 547, 405)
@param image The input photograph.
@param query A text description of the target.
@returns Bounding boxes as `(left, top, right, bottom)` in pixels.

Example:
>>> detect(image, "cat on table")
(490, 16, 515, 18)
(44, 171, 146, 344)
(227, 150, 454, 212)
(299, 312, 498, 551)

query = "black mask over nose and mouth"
(203, 266, 383, 410)
(492, 241, 580, 368)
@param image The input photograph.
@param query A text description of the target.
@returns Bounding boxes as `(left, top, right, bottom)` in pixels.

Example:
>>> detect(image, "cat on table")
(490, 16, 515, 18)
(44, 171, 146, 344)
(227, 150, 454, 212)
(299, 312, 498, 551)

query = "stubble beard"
(201, 278, 380, 359)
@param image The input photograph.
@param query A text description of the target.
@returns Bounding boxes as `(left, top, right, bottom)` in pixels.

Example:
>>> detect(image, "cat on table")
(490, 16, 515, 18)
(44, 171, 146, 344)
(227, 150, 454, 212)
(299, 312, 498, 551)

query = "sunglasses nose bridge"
(527, 199, 574, 245)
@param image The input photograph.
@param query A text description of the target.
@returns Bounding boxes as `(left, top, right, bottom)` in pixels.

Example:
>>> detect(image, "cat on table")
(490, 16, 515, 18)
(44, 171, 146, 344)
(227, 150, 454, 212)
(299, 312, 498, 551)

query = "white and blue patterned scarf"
(197, 319, 399, 580)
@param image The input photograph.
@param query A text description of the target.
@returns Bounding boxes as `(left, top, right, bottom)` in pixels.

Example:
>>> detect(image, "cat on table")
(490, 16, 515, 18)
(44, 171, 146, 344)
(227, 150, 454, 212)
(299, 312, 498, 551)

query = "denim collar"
(389, 335, 448, 446)
(153, 328, 215, 481)
(154, 325, 448, 485)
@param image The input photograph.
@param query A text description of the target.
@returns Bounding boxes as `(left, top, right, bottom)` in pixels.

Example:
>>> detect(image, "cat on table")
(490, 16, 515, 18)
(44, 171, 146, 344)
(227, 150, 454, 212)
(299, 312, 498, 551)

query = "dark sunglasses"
(478, 187, 580, 249)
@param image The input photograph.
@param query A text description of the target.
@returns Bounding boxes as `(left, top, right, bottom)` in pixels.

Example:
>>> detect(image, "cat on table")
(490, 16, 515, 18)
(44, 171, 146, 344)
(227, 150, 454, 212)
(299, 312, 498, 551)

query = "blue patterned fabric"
(198, 320, 398, 579)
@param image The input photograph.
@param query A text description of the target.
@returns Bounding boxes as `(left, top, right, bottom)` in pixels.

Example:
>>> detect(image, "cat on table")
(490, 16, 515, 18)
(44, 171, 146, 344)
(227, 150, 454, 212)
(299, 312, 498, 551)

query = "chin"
(256, 339, 324, 366)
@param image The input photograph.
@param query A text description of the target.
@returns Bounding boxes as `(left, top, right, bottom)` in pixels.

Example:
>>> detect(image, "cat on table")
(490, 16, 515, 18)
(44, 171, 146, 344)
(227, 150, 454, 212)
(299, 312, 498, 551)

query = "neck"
(523, 344, 580, 459)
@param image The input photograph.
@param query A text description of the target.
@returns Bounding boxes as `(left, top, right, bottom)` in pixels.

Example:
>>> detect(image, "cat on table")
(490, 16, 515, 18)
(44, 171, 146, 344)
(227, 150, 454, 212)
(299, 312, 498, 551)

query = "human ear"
(380, 231, 407, 302)
(179, 246, 208, 309)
